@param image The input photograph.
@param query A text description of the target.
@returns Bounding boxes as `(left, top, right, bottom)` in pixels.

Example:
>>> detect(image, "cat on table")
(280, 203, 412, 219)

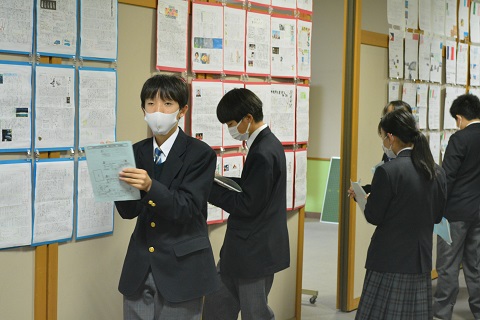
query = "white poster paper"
(80, 0, 118, 61)
(432, 0, 446, 36)
(428, 84, 442, 130)
(389, 28, 404, 78)
(78, 68, 117, 147)
(36, 0, 77, 57)
(223, 6, 246, 75)
(192, 3, 223, 73)
(156, 0, 188, 72)
(404, 32, 419, 80)
(191, 80, 223, 148)
(76, 160, 114, 239)
(271, 16, 296, 78)
(429, 131, 441, 164)
(0, 62, 32, 151)
(245, 83, 272, 127)
(297, 19, 312, 79)
(0, 1, 34, 54)
(444, 86, 465, 129)
(418, 34, 431, 81)
(296, 85, 309, 143)
(270, 83, 295, 144)
(285, 150, 294, 210)
(33, 159, 74, 245)
(445, 40, 457, 84)
(405, 0, 418, 29)
(430, 37, 443, 83)
(458, 0, 470, 40)
(456, 43, 469, 85)
(294, 149, 307, 209)
(388, 81, 402, 102)
(246, 11, 271, 76)
(0, 161, 32, 249)
(387, 0, 406, 27)
(35, 65, 75, 150)
(445, 0, 457, 38)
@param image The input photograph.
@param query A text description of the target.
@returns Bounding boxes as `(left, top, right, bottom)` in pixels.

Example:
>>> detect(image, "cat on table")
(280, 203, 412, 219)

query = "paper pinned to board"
(434, 217, 453, 245)
(351, 180, 367, 212)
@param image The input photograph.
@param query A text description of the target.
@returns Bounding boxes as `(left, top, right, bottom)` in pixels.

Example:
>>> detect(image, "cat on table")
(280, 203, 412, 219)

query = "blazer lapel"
(158, 129, 187, 186)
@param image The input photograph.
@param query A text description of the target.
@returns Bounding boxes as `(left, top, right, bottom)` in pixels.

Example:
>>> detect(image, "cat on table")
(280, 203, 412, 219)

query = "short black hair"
(216, 88, 264, 123)
(140, 74, 188, 110)
(450, 94, 480, 120)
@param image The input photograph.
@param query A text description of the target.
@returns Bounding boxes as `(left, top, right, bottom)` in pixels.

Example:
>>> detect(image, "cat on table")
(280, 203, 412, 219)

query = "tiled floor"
(300, 217, 473, 320)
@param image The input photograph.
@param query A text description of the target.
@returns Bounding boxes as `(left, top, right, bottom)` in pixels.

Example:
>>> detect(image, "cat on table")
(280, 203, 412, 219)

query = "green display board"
(321, 157, 340, 223)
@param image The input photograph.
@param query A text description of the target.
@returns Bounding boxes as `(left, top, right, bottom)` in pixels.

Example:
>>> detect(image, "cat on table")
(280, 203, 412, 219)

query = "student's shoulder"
(186, 135, 216, 155)
(132, 138, 151, 150)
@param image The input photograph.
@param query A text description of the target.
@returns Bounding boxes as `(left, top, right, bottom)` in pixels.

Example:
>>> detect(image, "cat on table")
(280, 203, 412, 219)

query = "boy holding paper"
(115, 74, 219, 320)
(203, 88, 290, 320)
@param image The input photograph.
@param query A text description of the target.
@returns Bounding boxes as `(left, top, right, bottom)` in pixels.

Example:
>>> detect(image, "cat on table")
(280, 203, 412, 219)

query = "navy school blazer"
(115, 129, 220, 302)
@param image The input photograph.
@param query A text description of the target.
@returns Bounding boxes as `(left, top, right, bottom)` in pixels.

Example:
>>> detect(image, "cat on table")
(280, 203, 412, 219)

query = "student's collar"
(153, 127, 179, 159)
(246, 124, 268, 148)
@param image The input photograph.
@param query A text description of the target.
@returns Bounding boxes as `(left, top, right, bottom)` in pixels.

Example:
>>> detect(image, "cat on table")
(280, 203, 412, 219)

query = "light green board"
(321, 157, 340, 223)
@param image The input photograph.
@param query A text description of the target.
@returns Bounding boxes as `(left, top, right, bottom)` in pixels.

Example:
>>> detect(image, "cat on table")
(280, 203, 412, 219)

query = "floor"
(300, 217, 474, 320)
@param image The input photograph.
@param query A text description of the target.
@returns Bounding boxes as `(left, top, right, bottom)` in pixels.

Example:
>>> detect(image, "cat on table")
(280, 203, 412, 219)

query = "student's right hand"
(119, 168, 153, 192)
(347, 187, 356, 199)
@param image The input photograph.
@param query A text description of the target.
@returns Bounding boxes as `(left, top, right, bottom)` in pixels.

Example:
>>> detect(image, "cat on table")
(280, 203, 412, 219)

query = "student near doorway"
(114, 74, 220, 320)
(433, 94, 480, 320)
(203, 88, 290, 320)
(355, 109, 447, 320)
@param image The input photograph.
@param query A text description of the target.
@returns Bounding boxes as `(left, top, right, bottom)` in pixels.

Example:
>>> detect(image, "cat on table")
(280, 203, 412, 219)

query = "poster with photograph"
(271, 15, 296, 78)
(246, 11, 271, 76)
(297, 19, 312, 79)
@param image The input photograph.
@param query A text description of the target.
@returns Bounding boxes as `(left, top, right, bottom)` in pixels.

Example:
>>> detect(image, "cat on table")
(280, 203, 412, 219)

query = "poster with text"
(246, 11, 271, 76)
(223, 6, 246, 75)
(0, 0, 34, 54)
(270, 83, 295, 144)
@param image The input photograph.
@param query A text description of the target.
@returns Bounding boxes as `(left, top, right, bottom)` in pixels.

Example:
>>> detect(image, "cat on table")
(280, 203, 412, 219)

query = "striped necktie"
(154, 147, 163, 164)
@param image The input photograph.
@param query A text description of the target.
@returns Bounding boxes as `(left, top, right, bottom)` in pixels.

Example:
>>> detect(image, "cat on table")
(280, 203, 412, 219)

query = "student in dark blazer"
(355, 109, 447, 320)
(433, 94, 480, 320)
(203, 88, 290, 320)
(115, 74, 219, 320)
(348, 100, 412, 197)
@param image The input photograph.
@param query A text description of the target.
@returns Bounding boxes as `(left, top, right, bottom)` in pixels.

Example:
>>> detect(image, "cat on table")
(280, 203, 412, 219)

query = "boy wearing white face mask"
(115, 74, 220, 320)
(203, 88, 290, 320)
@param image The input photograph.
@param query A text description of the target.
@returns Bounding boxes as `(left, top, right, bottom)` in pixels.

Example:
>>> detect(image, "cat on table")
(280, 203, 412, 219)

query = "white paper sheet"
(34, 65, 75, 150)
(80, 0, 118, 60)
(76, 160, 114, 239)
(404, 32, 419, 80)
(470, 2, 480, 43)
(351, 181, 367, 212)
(297, 19, 312, 79)
(416, 83, 429, 129)
(36, 0, 77, 57)
(0, 0, 34, 54)
(271, 83, 296, 144)
(156, 0, 188, 72)
(471, 46, 480, 86)
(456, 43, 469, 85)
(271, 16, 296, 78)
(418, 34, 431, 81)
(389, 28, 404, 78)
(245, 83, 272, 127)
(223, 6, 245, 74)
(294, 149, 307, 209)
(191, 80, 223, 148)
(33, 159, 74, 245)
(222, 153, 244, 220)
(191, 3, 223, 73)
(272, 0, 296, 9)
(0, 62, 32, 151)
(419, 0, 432, 33)
(297, 0, 313, 13)
(432, 0, 446, 36)
(445, 0, 458, 37)
(387, 0, 405, 27)
(445, 40, 457, 84)
(388, 81, 401, 102)
(78, 68, 117, 147)
(428, 131, 441, 164)
(0, 161, 32, 249)
(458, 0, 470, 40)
(296, 85, 309, 143)
(285, 151, 294, 210)
(428, 84, 442, 130)
(430, 37, 443, 83)
(405, 0, 418, 29)
(246, 11, 271, 76)
(207, 156, 223, 224)
(84, 141, 140, 202)
(402, 82, 417, 108)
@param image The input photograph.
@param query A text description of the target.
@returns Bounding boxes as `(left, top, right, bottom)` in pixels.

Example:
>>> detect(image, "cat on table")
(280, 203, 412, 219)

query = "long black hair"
(380, 109, 436, 180)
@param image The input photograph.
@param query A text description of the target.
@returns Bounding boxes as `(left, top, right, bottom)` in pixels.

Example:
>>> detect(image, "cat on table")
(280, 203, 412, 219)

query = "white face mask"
(228, 118, 251, 141)
(144, 109, 179, 136)
(381, 136, 397, 159)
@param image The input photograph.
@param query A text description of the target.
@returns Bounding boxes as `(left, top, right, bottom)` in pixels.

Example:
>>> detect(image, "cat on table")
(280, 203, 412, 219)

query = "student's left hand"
(119, 168, 152, 192)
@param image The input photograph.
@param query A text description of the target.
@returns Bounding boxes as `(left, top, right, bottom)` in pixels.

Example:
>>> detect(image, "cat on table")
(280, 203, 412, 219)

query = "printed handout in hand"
(434, 217, 453, 245)
(351, 180, 367, 212)
(84, 141, 141, 202)
(214, 174, 242, 192)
